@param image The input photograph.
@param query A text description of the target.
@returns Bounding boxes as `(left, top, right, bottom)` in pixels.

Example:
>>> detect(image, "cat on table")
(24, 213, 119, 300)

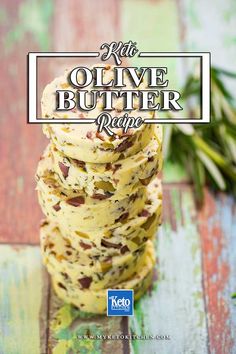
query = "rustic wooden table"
(0, 1, 236, 353)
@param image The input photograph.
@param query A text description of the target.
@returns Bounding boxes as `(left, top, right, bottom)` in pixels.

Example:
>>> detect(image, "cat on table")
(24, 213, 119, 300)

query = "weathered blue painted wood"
(198, 191, 236, 353)
(182, 0, 236, 90)
(130, 186, 208, 354)
(0, 245, 47, 354)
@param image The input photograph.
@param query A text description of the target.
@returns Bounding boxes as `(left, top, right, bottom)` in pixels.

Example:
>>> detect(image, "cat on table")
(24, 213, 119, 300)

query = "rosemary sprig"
(164, 67, 236, 205)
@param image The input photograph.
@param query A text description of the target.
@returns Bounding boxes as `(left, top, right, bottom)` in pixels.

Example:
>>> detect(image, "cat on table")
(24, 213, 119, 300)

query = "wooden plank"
(129, 185, 208, 354)
(182, 0, 236, 69)
(121, 0, 183, 89)
(48, 290, 125, 354)
(1, 190, 235, 354)
(0, 0, 52, 244)
(121, 0, 180, 52)
(0, 0, 122, 245)
(180, 2, 236, 350)
(37, 0, 121, 98)
(0, 243, 127, 354)
(53, 0, 120, 52)
(182, 0, 236, 90)
(0, 244, 49, 354)
(198, 190, 236, 354)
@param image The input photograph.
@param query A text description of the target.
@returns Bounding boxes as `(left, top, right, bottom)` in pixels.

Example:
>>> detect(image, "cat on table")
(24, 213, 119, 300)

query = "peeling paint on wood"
(0, 186, 235, 353)
(3, 0, 53, 52)
(0, 245, 47, 354)
(198, 190, 236, 354)
(48, 291, 125, 354)
(182, 0, 236, 90)
(0, 1, 236, 353)
(121, 0, 182, 88)
(0, 0, 50, 244)
(130, 186, 208, 354)
(53, 0, 120, 52)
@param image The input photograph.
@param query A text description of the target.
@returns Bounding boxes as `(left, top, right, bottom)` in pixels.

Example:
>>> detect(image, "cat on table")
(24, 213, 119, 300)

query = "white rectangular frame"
(28, 51, 211, 124)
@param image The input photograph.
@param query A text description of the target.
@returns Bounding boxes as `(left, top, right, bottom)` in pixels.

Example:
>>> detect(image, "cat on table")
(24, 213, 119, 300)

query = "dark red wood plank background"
(0, 0, 120, 244)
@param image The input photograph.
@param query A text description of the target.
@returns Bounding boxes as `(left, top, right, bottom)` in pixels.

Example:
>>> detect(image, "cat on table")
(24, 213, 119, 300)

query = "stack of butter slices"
(36, 64, 163, 314)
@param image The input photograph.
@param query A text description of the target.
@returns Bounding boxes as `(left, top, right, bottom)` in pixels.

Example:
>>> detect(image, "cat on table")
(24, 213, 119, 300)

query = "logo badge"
(107, 289, 134, 316)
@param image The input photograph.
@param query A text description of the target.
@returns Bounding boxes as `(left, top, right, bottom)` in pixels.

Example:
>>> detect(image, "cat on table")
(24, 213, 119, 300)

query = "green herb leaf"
(197, 150, 226, 190)
(165, 66, 236, 203)
(163, 124, 173, 159)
